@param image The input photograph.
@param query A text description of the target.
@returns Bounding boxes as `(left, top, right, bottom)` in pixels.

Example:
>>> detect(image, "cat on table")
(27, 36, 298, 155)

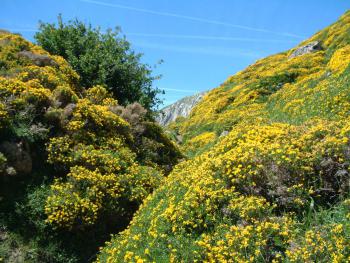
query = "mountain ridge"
(156, 91, 206, 126)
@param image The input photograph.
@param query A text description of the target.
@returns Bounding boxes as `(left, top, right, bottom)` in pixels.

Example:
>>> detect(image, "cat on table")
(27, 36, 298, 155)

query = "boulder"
(176, 134, 183, 144)
(289, 41, 322, 58)
(220, 130, 229, 137)
(0, 141, 32, 175)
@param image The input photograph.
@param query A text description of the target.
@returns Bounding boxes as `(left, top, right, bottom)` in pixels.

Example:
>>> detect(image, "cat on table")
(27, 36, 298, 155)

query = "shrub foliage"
(98, 11, 350, 263)
(35, 15, 162, 110)
(0, 29, 181, 262)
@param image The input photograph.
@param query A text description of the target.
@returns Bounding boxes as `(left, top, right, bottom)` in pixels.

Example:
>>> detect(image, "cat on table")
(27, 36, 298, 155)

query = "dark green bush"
(35, 15, 163, 110)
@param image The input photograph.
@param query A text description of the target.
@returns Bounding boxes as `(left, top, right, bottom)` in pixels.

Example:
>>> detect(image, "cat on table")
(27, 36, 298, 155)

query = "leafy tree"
(35, 15, 163, 110)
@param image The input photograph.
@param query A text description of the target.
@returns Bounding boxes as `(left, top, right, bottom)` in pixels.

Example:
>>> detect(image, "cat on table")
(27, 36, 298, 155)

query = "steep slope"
(156, 92, 206, 126)
(0, 31, 182, 262)
(98, 11, 350, 262)
(169, 10, 350, 156)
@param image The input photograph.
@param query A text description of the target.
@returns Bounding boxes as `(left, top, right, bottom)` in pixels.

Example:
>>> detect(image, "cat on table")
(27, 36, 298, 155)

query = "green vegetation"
(98, 10, 350, 262)
(0, 29, 181, 262)
(35, 15, 162, 110)
(1, 9, 350, 263)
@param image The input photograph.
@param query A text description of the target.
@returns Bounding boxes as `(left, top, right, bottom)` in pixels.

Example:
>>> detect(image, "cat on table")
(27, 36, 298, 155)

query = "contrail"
(80, 0, 304, 39)
(132, 41, 263, 58)
(127, 33, 298, 43)
(4, 27, 298, 44)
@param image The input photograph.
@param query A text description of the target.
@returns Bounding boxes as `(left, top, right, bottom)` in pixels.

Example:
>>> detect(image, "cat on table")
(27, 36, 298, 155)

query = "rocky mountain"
(156, 92, 206, 126)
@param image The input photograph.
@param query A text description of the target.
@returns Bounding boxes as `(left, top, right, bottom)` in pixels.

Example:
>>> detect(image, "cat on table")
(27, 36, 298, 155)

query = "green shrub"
(35, 15, 163, 110)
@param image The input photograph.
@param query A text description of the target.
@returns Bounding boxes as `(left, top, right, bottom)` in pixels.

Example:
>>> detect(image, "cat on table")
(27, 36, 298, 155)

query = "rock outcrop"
(17, 50, 58, 67)
(156, 92, 206, 126)
(289, 41, 322, 58)
(0, 141, 32, 175)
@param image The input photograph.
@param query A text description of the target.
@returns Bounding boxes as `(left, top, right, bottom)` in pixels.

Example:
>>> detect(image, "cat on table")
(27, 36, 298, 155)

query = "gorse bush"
(1, 9, 350, 263)
(169, 11, 350, 155)
(0, 29, 181, 262)
(98, 10, 350, 262)
(35, 15, 163, 110)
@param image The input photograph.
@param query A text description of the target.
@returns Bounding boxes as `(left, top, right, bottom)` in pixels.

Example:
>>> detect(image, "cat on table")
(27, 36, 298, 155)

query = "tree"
(35, 15, 163, 110)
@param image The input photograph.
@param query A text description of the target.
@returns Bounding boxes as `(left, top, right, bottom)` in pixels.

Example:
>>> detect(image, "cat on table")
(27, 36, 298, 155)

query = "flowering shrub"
(98, 118, 350, 262)
(98, 11, 350, 262)
(328, 45, 350, 74)
(0, 102, 8, 128)
(0, 10, 349, 263)
(184, 131, 216, 154)
(170, 12, 350, 156)
(45, 165, 161, 229)
(0, 29, 181, 262)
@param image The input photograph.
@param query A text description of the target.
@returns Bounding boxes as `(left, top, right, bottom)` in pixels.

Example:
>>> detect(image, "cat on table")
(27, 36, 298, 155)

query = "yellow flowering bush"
(196, 217, 294, 262)
(328, 45, 350, 74)
(0, 29, 181, 262)
(0, 102, 8, 128)
(169, 12, 350, 156)
(98, 11, 350, 262)
(45, 163, 162, 229)
(184, 131, 216, 154)
(1, 10, 350, 263)
(44, 88, 166, 229)
(86, 85, 111, 104)
(286, 225, 350, 262)
(98, 118, 350, 262)
(65, 98, 130, 136)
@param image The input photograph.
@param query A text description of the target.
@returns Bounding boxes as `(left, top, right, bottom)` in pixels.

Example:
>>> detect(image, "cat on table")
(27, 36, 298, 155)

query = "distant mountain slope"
(156, 92, 206, 126)
(99, 10, 350, 262)
(168, 10, 350, 156)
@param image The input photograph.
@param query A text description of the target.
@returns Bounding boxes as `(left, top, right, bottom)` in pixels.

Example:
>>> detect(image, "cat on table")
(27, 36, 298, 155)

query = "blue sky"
(1, 1, 349, 106)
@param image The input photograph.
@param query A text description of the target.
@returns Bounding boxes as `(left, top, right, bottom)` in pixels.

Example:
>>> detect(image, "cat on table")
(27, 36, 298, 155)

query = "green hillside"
(98, 11, 350, 262)
(0, 9, 349, 263)
(0, 30, 181, 262)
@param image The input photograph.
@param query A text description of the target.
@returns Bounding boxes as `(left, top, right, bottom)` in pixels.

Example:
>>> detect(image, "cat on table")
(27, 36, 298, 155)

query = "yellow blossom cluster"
(65, 98, 129, 135)
(99, 117, 350, 262)
(184, 131, 216, 155)
(0, 102, 8, 128)
(168, 11, 350, 156)
(0, 30, 173, 234)
(286, 202, 350, 263)
(196, 217, 293, 262)
(328, 45, 350, 74)
(98, 11, 350, 262)
(45, 91, 162, 228)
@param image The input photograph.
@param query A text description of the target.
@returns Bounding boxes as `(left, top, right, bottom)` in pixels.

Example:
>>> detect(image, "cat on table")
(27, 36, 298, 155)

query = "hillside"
(0, 30, 182, 262)
(98, 10, 350, 262)
(156, 92, 206, 126)
(168, 11, 350, 156)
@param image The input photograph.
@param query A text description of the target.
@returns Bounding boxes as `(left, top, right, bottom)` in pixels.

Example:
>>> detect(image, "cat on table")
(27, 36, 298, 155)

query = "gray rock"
(220, 130, 229, 137)
(63, 103, 76, 117)
(0, 141, 32, 175)
(156, 92, 206, 126)
(335, 169, 348, 178)
(176, 135, 183, 143)
(289, 41, 322, 58)
(17, 50, 58, 67)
